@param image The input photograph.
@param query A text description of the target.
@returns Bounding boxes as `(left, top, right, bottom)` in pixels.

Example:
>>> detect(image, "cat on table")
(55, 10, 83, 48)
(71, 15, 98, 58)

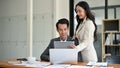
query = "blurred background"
(0, 0, 120, 61)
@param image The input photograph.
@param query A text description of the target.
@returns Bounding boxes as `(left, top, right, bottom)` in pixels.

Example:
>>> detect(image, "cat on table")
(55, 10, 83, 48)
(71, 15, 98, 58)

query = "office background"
(0, 0, 69, 59)
(74, 0, 120, 61)
(0, 0, 120, 61)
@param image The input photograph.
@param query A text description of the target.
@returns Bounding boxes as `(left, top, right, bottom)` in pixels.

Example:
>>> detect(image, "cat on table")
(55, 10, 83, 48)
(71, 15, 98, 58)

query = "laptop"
(50, 49, 78, 64)
(54, 41, 74, 49)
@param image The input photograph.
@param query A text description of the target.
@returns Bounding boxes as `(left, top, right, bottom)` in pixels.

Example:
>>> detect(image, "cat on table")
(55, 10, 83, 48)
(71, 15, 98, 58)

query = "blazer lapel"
(75, 17, 87, 35)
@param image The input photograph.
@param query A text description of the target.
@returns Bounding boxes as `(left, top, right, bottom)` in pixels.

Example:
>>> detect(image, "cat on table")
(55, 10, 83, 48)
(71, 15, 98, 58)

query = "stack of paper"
(67, 65, 113, 68)
(67, 65, 90, 68)
(87, 62, 108, 67)
(45, 64, 71, 68)
(8, 61, 51, 67)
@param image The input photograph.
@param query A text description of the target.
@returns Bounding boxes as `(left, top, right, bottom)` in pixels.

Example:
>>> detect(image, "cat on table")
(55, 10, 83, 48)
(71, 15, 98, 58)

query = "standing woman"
(69, 1, 98, 62)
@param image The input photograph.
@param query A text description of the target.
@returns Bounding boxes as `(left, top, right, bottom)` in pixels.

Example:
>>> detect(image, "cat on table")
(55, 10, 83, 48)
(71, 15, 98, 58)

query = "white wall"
(0, 0, 27, 17)
(0, 0, 27, 59)
(54, 0, 69, 20)
(0, 0, 70, 60)
(53, 0, 69, 37)
(0, 0, 54, 59)
(33, 0, 54, 59)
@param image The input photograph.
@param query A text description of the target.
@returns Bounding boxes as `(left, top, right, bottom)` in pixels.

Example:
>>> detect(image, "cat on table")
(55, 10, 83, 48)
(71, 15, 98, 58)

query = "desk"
(0, 59, 26, 68)
(0, 59, 120, 68)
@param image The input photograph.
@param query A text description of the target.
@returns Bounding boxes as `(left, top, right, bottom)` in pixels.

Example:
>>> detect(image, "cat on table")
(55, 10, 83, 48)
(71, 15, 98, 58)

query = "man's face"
(57, 24, 68, 40)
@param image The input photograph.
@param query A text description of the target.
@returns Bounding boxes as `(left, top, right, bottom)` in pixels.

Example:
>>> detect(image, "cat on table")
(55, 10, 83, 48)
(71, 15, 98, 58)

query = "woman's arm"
(76, 20, 95, 51)
(69, 20, 95, 51)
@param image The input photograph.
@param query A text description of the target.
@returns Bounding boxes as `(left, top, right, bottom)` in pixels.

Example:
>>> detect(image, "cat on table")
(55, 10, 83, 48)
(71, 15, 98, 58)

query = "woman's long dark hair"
(75, 1, 97, 41)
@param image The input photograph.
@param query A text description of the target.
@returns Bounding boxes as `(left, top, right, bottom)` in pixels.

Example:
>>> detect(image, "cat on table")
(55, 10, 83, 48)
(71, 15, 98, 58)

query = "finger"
(70, 45, 75, 49)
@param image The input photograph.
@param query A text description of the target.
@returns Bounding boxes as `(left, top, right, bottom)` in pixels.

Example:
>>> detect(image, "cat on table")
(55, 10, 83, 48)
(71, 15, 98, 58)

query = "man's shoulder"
(67, 36, 73, 40)
(51, 37, 60, 41)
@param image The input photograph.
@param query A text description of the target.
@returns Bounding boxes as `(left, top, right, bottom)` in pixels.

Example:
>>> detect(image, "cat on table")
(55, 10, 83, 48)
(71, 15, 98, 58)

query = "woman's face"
(76, 6, 86, 19)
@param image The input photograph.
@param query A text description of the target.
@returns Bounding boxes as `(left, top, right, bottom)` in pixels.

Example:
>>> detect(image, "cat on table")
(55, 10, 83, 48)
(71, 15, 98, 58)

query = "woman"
(69, 1, 98, 62)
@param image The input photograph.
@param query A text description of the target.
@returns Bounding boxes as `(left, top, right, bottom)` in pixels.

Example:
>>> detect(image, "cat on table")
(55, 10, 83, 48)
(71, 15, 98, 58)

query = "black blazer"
(40, 36, 82, 61)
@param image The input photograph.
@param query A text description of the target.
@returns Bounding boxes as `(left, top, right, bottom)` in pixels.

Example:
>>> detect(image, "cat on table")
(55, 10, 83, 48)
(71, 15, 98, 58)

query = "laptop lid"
(54, 41, 74, 49)
(50, 49, 78, 64)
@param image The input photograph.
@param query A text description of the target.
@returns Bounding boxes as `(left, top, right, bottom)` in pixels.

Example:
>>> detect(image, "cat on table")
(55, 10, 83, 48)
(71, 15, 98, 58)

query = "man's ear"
(67, 28, 69, 34)
(56, 29, 59, 32)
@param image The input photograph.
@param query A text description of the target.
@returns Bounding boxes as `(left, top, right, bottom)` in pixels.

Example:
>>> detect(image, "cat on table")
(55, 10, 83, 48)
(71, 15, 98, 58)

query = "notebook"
(54, 41, 74, 48)
(50, 49, 78, 64)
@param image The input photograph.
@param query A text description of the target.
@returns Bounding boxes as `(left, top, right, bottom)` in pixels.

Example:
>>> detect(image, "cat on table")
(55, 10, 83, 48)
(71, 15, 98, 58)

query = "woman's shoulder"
(85, 18, 95, 28)
(85, 18, 94, 25)
(86, 18, 93, 23)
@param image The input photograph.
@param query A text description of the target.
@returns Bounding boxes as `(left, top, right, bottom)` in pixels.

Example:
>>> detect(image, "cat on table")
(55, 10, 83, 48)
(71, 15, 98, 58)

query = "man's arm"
(40, 39, 53, 61)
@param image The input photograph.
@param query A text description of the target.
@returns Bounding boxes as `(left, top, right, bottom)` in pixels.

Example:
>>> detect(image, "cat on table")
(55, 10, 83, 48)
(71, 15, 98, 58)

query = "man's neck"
(60, 37, 67, 42)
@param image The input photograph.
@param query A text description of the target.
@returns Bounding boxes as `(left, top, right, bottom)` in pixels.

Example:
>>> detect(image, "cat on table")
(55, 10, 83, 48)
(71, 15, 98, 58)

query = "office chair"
(105, 56, 120, 64)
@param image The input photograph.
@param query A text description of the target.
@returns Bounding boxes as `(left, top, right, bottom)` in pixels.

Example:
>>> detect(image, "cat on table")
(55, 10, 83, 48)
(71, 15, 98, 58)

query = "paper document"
(45, 64, 71, 68)
(67, 65, 113, 68)
(67, 65, 90, 68)
(87, 62, 108, 67)
(8, 61, 51, 67)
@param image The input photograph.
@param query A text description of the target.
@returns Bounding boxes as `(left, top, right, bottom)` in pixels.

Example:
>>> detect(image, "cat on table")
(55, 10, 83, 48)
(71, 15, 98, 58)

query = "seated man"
(40, 18, 82, 61)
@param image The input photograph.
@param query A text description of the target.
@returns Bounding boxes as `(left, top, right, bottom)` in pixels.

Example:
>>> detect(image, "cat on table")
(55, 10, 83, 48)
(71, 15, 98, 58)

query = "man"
(40, 18, 82, 61)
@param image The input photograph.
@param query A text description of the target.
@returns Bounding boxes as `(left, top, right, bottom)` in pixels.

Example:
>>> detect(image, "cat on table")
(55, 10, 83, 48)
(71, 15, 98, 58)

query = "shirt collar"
(60, 37, 67, 42)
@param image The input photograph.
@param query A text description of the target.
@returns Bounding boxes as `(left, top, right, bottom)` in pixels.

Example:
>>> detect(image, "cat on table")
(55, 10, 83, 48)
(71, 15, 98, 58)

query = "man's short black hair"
(56, 18, 69, 29)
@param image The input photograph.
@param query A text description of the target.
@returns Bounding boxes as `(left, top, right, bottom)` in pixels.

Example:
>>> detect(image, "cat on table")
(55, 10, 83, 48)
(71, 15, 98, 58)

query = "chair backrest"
(105, 56, 120, 64)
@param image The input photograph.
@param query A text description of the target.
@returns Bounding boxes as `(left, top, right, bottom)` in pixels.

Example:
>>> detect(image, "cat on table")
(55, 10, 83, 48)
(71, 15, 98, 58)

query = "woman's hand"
(68, 45, 77, 49)
(72, 34, 76, 40)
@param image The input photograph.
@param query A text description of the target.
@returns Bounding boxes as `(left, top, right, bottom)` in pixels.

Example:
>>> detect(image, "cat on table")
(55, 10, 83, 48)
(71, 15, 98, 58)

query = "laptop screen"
(50, 49, 78, 64)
